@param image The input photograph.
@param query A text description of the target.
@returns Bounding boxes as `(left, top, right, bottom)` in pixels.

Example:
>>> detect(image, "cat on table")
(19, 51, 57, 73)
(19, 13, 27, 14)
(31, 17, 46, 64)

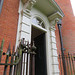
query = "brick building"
(0, 0, 75, 75)
(55, 0, 75, 54)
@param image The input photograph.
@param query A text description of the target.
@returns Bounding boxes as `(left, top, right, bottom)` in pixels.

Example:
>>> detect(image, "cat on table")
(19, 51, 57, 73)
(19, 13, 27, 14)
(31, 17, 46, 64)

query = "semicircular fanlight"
(32, 17, 45, 28)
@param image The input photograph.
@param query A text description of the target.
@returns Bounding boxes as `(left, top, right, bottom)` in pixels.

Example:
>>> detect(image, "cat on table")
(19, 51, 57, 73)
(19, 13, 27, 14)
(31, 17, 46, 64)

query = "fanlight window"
(32, 17, 45, 28)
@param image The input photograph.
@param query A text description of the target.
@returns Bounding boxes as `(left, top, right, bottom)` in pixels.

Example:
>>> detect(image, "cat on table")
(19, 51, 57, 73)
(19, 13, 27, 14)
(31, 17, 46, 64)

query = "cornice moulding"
(49, 0, 64, 17)
(48, 12, 63, 22)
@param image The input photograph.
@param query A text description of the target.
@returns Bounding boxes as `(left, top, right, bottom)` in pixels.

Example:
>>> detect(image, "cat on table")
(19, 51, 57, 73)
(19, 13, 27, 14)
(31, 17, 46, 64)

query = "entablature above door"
(21, 0, 64, 18)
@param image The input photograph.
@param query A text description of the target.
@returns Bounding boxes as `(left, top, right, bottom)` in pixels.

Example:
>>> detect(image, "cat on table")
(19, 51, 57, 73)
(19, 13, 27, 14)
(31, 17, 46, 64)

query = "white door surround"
(15, 0, 64, 75)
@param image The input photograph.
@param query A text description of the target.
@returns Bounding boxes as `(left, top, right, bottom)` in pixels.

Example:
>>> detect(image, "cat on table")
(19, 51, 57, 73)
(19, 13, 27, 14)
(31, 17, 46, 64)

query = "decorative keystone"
(23, 0, 36, 10)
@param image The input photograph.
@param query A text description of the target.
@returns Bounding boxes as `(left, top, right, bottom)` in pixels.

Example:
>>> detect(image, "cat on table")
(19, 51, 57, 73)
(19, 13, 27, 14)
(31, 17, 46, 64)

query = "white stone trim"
(49, 18, 60, 75)
(15, 0, 23, 50)
(48, 12, 63, 22)
(23, 0, 36, 10)
(31, 8, 54, 75)
(15, 1, 62, 75)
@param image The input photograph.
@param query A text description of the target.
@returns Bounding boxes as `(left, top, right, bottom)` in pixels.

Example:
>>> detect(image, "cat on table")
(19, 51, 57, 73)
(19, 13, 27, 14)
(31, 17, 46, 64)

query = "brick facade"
(55, 0, 75, 74)
(0, 0, 19, 74)
(55, 0, 75, 54)
(0, 0, 19, 50)
(0, 0, 75, 74)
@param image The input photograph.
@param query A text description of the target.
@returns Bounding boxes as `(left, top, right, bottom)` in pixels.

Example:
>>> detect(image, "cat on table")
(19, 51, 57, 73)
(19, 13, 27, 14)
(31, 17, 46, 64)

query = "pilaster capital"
(49, 18, 59, 30)
(48, 12, 63, 31)
(20, 0, 36, 17)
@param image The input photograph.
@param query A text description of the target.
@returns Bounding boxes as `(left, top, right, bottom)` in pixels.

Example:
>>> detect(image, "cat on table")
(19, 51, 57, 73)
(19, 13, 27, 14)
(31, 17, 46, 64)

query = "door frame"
(31, 21, 52, 75)
(16, 6, 59, 74)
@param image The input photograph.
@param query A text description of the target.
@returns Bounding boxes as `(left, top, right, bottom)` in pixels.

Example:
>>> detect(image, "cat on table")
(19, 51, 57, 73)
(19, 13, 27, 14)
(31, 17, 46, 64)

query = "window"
(0, 0, 4, 14)
(0, 0, 1, 3)
(32, 17, 45, 28)
(70, 0, 75, 16)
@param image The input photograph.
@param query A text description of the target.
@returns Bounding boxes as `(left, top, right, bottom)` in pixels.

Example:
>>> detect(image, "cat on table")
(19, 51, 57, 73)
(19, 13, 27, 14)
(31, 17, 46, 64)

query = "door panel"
(34, 33, 47, 75)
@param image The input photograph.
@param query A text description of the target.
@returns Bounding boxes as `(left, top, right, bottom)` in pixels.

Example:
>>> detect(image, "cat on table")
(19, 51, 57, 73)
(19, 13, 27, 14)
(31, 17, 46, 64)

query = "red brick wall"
(0, 0, 19, 50)
(55, 0, 75, 74)
(0, 0, 19, 74)
(55, 0, 75, 54)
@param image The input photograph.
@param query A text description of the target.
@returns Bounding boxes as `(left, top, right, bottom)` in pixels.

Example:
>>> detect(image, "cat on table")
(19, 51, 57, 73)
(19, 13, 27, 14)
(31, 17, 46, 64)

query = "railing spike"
(9, 46, 15, 75)
(12, 46, 15, 55)
(1, 38, 4, 50)
(31, 41, 36, 53)
(0, 38, 4, 62)
(3, 43, 11, 75)
(0, 39, 38, 75)
(59, 54, 60, 58)
(15, 47, 19, 57)
(6, 43, 11, 56)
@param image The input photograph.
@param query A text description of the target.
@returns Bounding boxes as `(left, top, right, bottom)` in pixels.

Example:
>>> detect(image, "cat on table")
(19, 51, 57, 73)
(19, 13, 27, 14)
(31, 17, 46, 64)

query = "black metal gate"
(59, 53, 75, 75)
(0, 38, 36, 75)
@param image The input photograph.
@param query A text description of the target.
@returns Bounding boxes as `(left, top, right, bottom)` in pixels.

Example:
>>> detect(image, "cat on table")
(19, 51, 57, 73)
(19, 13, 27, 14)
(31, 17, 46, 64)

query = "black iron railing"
(59, 53, 75, 75)
(0, 38, 36, 75)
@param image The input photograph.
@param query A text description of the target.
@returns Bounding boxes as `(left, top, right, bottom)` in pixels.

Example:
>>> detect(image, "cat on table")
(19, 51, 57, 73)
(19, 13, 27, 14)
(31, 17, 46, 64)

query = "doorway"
(31, 26, 47, 75)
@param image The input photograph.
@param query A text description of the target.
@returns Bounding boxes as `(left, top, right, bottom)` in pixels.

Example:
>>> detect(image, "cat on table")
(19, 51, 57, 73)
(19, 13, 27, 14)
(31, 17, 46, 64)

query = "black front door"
(34, 33, 47, 75)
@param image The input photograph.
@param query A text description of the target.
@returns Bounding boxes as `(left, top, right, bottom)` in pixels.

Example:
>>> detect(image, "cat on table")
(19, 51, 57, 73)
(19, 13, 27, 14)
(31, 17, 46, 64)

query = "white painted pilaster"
(49, 18, 60, 75)
(48, 12, 63, 75)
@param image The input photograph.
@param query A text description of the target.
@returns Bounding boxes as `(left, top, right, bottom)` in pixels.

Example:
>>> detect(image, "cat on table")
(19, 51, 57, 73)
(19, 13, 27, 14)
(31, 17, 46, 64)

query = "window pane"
(0, 0, 1, 4)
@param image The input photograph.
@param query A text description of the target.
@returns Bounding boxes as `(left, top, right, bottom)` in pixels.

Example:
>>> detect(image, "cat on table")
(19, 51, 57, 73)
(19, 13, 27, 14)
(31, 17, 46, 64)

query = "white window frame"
(0, 0, 4, 14)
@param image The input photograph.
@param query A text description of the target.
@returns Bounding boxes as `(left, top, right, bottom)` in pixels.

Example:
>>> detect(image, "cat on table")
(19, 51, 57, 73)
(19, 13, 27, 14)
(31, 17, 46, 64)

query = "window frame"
(0, 0, 4, 14)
